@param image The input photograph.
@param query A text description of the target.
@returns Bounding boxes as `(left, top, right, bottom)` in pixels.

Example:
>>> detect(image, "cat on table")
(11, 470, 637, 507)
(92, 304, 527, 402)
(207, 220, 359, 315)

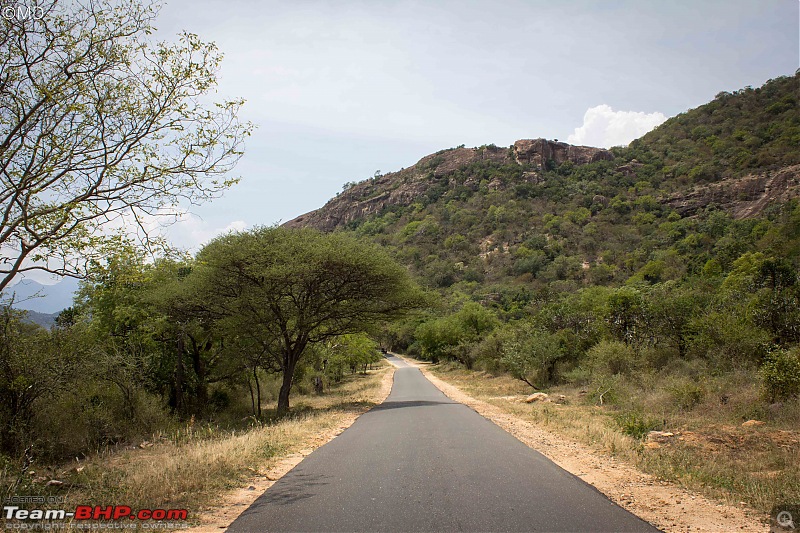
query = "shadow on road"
(370, 400, 457, 411)
(252, 472, 330, 506)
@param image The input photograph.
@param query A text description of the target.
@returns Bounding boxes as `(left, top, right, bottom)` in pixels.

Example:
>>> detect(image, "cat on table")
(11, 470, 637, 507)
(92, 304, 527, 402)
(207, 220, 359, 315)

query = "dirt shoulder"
(185, 367, 396, 532)
(400, 356, 766, 533)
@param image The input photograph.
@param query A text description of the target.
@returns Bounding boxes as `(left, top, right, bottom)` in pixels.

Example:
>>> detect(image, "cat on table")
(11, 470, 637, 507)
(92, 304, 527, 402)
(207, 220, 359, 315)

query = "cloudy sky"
(12, 0, 800, 289)
(144, 0, 800, 250)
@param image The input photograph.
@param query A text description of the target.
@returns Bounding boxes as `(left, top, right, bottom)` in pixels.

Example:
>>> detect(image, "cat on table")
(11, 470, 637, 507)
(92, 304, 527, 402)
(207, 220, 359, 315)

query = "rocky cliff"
(512, 138, 614, 167)
(666, 164, 800, 219)
(285, 139, 613, 231)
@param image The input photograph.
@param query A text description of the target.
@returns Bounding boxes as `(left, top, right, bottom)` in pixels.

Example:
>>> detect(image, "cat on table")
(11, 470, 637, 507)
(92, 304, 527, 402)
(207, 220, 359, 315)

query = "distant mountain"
(20, 310, 59, 329)
(5, 277, 80, 314)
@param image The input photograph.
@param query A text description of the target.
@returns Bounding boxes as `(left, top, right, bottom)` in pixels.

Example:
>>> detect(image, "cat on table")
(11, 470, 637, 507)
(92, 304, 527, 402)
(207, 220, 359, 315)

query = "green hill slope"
(286, 73, 799, 303)
(628, 72, 800, 184)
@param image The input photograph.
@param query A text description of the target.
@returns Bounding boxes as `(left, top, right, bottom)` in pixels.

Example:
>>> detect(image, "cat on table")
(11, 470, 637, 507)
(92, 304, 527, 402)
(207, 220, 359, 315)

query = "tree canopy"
(193, 226, 426, 413)
(0, 0, 251, 292)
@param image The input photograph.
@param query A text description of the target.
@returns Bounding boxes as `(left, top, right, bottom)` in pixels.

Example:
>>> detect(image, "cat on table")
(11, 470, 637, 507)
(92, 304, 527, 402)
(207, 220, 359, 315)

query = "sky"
(9, 0, 800, 289)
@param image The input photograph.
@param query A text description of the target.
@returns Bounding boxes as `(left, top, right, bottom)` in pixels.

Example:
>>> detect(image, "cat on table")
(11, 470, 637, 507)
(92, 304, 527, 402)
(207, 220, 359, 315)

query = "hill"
(20, 310, 58, 329)
(285, 139, 613, 232)
(7, 277, 79, 314)
(285, 73, 799, 301)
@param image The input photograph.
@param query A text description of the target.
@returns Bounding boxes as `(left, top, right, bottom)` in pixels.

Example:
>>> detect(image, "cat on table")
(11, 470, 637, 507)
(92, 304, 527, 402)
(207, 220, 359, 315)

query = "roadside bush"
(562, 365, 592, 385)
(32, 383, 173, 459)
(688, 310, 772, 366)
(587, 340, 637, 376)
(640, 345, 678, 371)
(470, 332, 506, 373)
(667, 378, 707, 411)
(587, 373, 622, 406)
(613, 411, 663, 439)
(501, 327, 563, 389)
(760, 348, 800, 402)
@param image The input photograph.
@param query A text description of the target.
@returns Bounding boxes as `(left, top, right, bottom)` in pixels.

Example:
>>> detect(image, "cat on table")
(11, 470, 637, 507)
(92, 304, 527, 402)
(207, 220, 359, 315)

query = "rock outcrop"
(665, 165, 800, 219)
(285, 140, 611, 231)
(512, 138, 614, 168)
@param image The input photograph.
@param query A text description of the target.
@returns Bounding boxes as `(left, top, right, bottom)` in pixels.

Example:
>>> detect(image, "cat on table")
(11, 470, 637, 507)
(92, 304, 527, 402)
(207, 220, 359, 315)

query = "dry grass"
(12, 363, 392, 522)
(426, 363, 800, 514)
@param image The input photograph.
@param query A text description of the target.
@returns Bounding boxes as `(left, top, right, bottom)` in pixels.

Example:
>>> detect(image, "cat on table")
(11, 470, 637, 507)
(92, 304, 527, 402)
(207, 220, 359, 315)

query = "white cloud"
(102, 207, 248, 252)
(162, 211, 248, 252)
(567, 105, 667, 148)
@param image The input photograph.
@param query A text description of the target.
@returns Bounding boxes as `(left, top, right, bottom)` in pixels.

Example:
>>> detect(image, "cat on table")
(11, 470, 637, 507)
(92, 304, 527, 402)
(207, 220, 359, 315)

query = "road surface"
(228, 355, 660, 532)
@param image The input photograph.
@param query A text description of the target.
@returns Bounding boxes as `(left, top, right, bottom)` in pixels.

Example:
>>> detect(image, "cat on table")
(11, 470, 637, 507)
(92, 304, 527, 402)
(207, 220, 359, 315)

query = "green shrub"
(587, 373, 621, 405)
(587, 340, 637, 376)
(760, 348, 800, 402)
(562, 365, 592, 385)
(614, 411, 663, 439)
(501, 328, 563, 388)
(667, 379, 707, 410)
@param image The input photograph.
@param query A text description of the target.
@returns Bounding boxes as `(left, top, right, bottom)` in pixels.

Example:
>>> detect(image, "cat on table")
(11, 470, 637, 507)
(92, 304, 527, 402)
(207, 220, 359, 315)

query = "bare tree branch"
(0, 0, 252, 292)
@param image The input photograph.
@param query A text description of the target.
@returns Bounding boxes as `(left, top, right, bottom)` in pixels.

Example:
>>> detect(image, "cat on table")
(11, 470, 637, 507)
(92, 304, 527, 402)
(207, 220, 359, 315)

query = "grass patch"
(613, 411, 663, 439)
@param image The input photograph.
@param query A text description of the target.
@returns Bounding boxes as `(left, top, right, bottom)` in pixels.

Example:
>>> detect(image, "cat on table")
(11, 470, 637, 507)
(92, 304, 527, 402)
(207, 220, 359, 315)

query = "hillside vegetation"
(288, 74, 800, 374)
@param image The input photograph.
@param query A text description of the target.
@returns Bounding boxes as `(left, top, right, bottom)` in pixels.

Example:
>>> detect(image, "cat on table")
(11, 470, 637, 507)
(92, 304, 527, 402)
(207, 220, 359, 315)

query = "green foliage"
(760, 348, 800, 402)
(629, 73, 800, 182)
(587, 340, 637, 376)
(666, 378, 707, 411)
(606, 288, 644, 345)
(613, 411, 663, 440)
(500, 326, 563, 389)
(415, 302, 499, 367)
(318, 334, 382, 383)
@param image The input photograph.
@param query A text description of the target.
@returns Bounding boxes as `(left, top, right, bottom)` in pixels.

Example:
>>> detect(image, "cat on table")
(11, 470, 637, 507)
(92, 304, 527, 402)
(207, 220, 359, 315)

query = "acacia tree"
(0, 0, 251, 292)
(193, 227, 425, 415)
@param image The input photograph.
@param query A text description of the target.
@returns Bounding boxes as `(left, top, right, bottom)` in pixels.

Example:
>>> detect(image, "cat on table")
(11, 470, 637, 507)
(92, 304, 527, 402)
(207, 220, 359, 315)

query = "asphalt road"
(228, 355, 660, 532)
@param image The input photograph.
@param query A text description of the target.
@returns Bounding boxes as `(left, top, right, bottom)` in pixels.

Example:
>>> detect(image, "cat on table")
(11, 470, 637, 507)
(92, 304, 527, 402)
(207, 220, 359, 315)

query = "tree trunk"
(247, 378, 256, 417)
(254, 365, 262, 418)
(277, 357, 297, 416)
(189, 336, 208, 414)
(174, 336, 185, 415)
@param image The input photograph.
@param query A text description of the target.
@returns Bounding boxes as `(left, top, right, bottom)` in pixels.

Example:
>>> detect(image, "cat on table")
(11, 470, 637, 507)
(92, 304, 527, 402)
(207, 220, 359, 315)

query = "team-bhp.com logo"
(4, 505, 188, 524)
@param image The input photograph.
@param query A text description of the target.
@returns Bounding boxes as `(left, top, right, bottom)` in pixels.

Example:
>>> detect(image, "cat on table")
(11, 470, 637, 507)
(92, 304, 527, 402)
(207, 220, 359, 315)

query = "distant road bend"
(229, 355, 660, 532)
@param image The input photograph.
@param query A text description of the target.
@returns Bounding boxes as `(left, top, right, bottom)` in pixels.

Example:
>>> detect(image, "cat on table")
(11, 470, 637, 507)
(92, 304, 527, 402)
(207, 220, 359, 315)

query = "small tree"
(760, 348, 800, 402)
(0, 0, 251, 292)
(192, 227, 425, 415)
(501, 326, 563, 389)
